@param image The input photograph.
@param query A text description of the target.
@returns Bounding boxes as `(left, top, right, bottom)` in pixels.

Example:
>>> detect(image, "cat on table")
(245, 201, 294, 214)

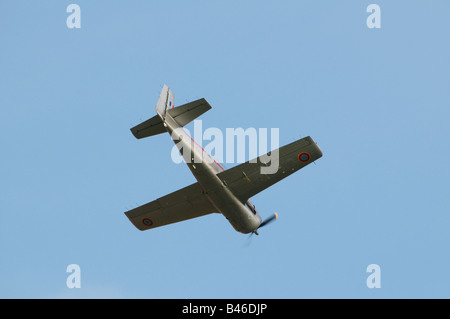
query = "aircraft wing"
(216, 136, 323, 203)
(125, 182, 217, 231)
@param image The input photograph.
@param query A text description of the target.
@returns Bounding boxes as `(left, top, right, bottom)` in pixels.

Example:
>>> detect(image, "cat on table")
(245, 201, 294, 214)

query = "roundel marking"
(298, 152, 310, 162)
(142, 218, 153, 226)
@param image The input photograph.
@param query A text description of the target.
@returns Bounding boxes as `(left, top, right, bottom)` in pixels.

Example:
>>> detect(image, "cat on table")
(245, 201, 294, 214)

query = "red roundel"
(142, 218, 153, 226)
(298, 152, 310, 162)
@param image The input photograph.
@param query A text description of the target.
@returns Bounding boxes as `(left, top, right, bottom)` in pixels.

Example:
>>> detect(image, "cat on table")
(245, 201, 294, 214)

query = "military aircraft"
(125, 85, 323, 235)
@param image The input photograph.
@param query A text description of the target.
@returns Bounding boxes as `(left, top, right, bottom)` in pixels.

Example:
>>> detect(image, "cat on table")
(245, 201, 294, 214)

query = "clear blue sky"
(1, 1, 449, 298)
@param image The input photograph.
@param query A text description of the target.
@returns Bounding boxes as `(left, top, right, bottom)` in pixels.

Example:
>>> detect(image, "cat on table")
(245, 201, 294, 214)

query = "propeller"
(251, 213, 279, 236)
(258, 212, 278, 230)
(243, 213, 278, 247)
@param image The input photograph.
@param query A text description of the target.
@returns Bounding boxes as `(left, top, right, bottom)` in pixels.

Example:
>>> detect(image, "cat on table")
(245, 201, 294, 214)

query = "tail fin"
(130, 85, 212, 139)
(155, 84, 175, 119)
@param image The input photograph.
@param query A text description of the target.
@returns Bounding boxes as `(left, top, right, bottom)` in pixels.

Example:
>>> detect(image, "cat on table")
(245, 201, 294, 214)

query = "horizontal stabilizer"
(168, 98, 211, 126)
(130, 114, 166, 139)
(130, 98, 212, 139)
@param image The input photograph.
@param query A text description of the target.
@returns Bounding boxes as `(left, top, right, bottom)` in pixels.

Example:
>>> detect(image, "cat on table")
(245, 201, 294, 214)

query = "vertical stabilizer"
(155, 84, 174, 120)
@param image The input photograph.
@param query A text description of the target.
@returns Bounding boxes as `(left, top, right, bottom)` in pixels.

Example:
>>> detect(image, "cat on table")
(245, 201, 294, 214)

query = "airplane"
(125, 85, 323, 235)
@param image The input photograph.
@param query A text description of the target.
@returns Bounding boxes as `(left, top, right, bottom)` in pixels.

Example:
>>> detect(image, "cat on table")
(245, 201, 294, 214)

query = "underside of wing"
(125, 182, 217, 231)
(216, 136, 323, 203)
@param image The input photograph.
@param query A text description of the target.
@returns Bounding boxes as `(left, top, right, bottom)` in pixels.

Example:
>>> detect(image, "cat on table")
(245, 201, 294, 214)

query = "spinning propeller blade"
(259, 212, 278, 229)
(251, 213, 279, 236)
(242, 213, 278, 247)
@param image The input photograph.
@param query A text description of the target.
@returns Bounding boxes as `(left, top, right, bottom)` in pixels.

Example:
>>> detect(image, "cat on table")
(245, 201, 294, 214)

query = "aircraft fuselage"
(164, 114, 262, 234)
